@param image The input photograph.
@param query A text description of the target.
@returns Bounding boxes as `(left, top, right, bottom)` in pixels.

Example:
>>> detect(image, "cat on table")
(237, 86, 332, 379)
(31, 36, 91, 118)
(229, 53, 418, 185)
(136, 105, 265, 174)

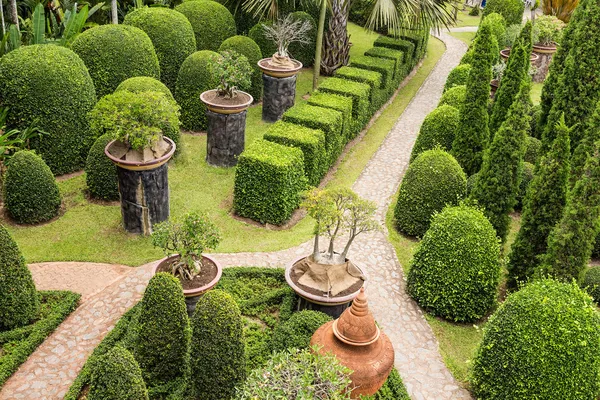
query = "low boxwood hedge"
(317, 77, 370, 129)
(333, 66, 387, 111)
(364, 46, 406, 83)
(85, 134, 119, 201)
(271, 310, 332, 352)
(410, 105, 460, 162)
(444, 64, 472, 93)
(175, 0, 236, 51)
(439, 85, 466, 109)
(350, 56, 396, 90)
(373, 36, 415, 65)
(88, 346, 148, 400)
(399, 30, 428, 60)
(308, 92, 354, 139)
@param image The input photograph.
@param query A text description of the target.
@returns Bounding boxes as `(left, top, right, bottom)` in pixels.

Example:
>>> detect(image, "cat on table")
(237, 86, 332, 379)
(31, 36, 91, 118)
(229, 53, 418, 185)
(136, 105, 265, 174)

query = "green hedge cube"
(317, 77, 371, 131)
(334, 66, 388, 112)
(400, 30, 427, 59)
(349, 56, 396, 91)
(365, 46, 406, 82)
(307, 92, 354, 139)
(374, 36, 415, 66)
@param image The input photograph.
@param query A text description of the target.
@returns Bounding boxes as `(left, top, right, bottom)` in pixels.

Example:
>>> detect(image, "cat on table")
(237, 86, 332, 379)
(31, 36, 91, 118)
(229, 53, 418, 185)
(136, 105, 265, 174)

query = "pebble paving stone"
(0, 31, 471, 400)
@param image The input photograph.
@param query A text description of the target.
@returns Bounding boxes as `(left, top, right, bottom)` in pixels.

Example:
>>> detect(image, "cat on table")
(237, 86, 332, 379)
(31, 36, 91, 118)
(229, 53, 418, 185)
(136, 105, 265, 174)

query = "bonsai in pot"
(151, 212, 222, 316)
(532, 15, 565, 82)
(285, 187, 379, 318)
(200, 50, 253, 167)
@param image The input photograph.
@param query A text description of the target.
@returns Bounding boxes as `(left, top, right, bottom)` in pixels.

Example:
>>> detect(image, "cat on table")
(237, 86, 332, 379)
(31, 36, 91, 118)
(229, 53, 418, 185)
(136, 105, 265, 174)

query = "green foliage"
(515, 161, 534, 210)
(469, 5, 480, 15)
(88, 346, 148, 400)
(85, 134, 118, 201)
(571, 104, 600, 188)
(439, 85, 466, 109)
(482, 0, 525, 25)
(333, 66, 387, 113)
(532, 15, 565, 45)
(523, 135, 541, 164)
(219, 35, 263, 101)
(234, 140, 307, 225)
(190, 289, 246, 400)
(115, 77, 175, 102)
(123, 7, 196, 92)
(248, 22, 277, 60)
(481, 12, 507, 47)
(214, 50, 253, 98)
(271, 310, 331, 352)
(443, 64, 472, 93)
(288, 11, 316, 66)
(71, 24, 160, 99)
(0, 45, 96, 175)
(373, 35, 415, 66)
(529, 103, 542, 138)
(410, 105, 460, 162)
(466, 172, 479, 196)
(308, 92, 354, 139)
(395, 149, 467, 237)
(407, 204, 501, 322)
(471, 279, 600, 400)
(517, 20, 533, 54)
(363, 368, 410, 400)
(350, 55, 396, 89)
(317, 77, 370, 128)
(4, 150, 61, 224)
(364, 46, 405, 82)
(175, 0, 236, 51)
(582, 266, 600, 303)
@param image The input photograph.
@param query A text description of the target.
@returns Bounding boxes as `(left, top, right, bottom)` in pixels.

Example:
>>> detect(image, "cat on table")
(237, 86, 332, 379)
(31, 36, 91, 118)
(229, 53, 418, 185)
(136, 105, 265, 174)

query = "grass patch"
(449, 31, 477, 45)
(452, 7, 482, 27)
(531, 81, 543, 105)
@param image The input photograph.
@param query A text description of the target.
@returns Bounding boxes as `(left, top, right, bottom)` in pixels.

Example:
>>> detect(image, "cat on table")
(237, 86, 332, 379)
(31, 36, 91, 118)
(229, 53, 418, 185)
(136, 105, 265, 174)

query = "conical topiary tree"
(88, 346, 149, 400)
(517, 21, 533, 55)
(0, 224, 39, 330)
(570, 102, 600, 188)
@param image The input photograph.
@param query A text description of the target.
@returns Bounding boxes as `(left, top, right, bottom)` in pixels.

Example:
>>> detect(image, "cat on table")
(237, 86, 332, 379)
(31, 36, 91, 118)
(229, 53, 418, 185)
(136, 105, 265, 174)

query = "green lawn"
(531, 82, 543, 105)
(452, 6, 482, 27)
(449, 31, 476, 45)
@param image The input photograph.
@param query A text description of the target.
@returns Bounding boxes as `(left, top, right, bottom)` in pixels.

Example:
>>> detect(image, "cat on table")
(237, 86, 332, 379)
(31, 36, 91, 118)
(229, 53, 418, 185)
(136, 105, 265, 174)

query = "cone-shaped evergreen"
(506, 116, 571, 289)
(517, 21, 533, 55)
(452, 24, 495, 176)
(470, 82, 530, 242)
(570, 102, 600, 188)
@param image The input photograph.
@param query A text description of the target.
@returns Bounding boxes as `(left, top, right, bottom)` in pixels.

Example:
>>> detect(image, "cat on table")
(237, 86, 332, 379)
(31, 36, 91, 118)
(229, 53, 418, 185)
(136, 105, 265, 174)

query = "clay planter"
(533, 42, 558, 83)
(153, 254, 222, 317)
(490, 79, 499, 98)
(533, 42, 558, 54)
(105, 137, 175, 235)
(285, 255, 366, 319)
(500, 48, 540, 63)
(200, 89, 253, 167)
(258, 58, 303, 78)
(258, 58, 303, 123)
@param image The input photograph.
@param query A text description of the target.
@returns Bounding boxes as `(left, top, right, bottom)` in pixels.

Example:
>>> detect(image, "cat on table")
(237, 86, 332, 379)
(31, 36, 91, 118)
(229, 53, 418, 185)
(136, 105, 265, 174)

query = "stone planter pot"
(258, 58, 303, 122)
(153, 254, 223, 317)
(532, 42, 558, 83)
(200, 89, 253, 167)
(500, 48, 539, 63)
(285, 255, 366, 319)
(105, 137, 175, 235)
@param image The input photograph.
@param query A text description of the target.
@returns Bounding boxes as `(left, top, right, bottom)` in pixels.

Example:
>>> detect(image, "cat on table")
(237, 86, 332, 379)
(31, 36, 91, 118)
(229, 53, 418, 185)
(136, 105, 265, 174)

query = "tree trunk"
(111, 0, 118, 24)
(312, 231, 320, 261)
(8, 0, 18, 30)
(321, 0, 350, 76)
(1, 1, 6, 36)
(312, 0, 327, 91)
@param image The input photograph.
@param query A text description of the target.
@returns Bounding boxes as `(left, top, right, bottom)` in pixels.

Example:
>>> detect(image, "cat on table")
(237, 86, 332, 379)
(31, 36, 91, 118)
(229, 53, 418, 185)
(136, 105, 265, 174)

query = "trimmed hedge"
(471, 279, 600, 400)
(399, 30, 428, 60)
(334, 66, 387, 114)
(482, 0, 525, 25)
(443, 64, 471, 93)
(395, 149, 467, 237)
(410, 105, 460, 162)
(350, 55, 396, 89)
(0, 45, 97, 175)
(175, 0, 236, 51)
(71, 24, 160, 99)
(264, 121, 327, 187)
(88, 346, 148, 400)
(123, 7, 196, 92)
(115, 76, 175, 102)
(524, 135, 541, 164)
(4, 150, 61, 224)
(439, 85, 466, 109)
(307, 92, 354, 139)
(288, 11, 316, 67)
(271, 310, 332, 352)
(364, 46, 405, 82)
(315, 78, 369, 135)
(85, 134, 119, 201)
(248, 22, 277, 60)
(373, 36, 415, 65)
(234, 140, 307, 225)
(515, 161, 534, 210)
(219, 35, 263, 101)
(582, 266, 600, 303)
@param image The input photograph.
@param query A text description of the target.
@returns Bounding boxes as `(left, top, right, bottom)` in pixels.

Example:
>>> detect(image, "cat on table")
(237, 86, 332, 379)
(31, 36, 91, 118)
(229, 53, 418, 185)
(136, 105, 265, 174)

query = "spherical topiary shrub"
(175, 50, 221, 131)
(0, 224, 39, 330)
(133, 272, 190, 385)
(85, 134, 119, 201)
(471, 279, 600, 400)
(219, 35, 263, 101)
(115, 76, 175, 102)
(439, 84, 466, 109)
(190, 289, 245, 400)
(4, 150, 61, 224)
(410, 105, 460, 162)
(582, 266, 600, 304)
(394, 149, 467, 237)
(175, 0, 236, 51)
(288, 11, 316, 66)
(88, 346, 149, 400)
(123, 7, 196, 92)
(523, 135, 541, 164)
(271, 310, 332, 352)
(0, 45, 97, 175)
(482, 0, 524, 25)
(443, 64, 472, 92)
(515, 161, 534, 210)
(407, 205, 501, 322)
(71, 24, 160, 98)
(248, 21, 277, 59)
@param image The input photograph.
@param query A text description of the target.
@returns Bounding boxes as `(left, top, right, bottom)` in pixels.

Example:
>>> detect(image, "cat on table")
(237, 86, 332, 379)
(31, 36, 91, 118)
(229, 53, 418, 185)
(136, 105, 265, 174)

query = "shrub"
(364, 46, 405, 82)
(0, 224, 39, 330)
(532, 15, 565, 45)
(271, 310, 332, 352)
(482, 0, 524, 25)
(481, 12, 507, 45)
(407, 204, 501, 322)
(123, 7, 196, 92)
(582, 266, 600, 303)
(399, 29, 428, 60)
(175, 0, 236, 51)
(334, 66, 387, 113)
(88, 346, 148, 400)
(317, 77, 370, 128)
(219, 35, 263, 101)
(0, 45, 96, 175)
(365, 368, 410, 400)
(530, 103, 542, 138)
(234, 140, 307, 225)
(308, 92, 354, 139)
(4, 150, 61, 224)
(288, 11, 316, 66)
(439, 85, 466, 109)
(410, 105, 460, 162)
(523, 135, 541, 164)
(190, 290, 245, 400)
(469, 5, 480, 15)
(466, 172, 479, 196)
(71, 24, 160, 99)
(85, 134, 119, 201)
(350, 55, 396, 89)
(395, 149, 467, 237)
(248, 22, 278, 60)
(374, 35, 415, 63)
(515, 161, 534, 210)
(115, 76, 175, 102)
(443, 64, 472, 92)
(471, 279, 600, 400)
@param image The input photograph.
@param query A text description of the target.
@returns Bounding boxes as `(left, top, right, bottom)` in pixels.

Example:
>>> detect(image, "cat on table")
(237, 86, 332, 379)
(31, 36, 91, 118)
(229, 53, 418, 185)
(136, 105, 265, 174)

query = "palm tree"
(321, 0, 351, 75)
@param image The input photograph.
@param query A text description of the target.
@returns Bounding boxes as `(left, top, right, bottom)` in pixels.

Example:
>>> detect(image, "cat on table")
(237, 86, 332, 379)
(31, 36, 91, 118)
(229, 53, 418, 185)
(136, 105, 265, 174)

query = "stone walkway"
(0, 31, 470, 400)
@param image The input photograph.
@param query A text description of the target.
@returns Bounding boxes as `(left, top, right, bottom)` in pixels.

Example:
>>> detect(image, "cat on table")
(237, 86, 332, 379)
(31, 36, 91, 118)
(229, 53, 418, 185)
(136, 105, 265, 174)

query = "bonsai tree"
(532, 15, 565, 46)
(151, 212, 222, 280)
(213, 50, 253, 99)
(262, 14, 312, 67)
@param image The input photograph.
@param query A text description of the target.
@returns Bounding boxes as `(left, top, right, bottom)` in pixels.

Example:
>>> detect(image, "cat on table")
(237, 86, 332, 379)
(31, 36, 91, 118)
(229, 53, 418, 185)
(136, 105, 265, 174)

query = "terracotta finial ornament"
(333, 288, 380, 346)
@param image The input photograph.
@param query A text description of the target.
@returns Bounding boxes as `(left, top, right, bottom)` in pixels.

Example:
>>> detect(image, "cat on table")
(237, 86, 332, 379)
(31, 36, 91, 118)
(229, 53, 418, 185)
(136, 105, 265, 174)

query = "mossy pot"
(200, 89, 253, 114)
(258, 58, 303, 78)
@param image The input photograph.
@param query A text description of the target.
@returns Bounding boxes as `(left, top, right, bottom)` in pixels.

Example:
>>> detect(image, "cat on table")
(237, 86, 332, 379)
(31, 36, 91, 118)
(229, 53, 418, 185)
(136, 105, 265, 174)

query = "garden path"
(1, 31, 470, 400)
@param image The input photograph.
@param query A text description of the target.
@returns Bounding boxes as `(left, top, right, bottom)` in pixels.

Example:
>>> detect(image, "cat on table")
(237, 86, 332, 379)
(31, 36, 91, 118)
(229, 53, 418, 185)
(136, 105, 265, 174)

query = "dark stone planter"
(206, 109, 247, 167)
(533, 43, 558, 83)
(262, 74, 297, 123)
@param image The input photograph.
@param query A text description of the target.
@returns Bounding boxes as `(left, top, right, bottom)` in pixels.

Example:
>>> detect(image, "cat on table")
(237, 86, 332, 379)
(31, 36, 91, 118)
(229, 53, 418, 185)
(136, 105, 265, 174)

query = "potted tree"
(285, 187, 379, 318)
(532, 15, 565, 82)
(200, 50, 253, 167)
(151, 212, 222, 316)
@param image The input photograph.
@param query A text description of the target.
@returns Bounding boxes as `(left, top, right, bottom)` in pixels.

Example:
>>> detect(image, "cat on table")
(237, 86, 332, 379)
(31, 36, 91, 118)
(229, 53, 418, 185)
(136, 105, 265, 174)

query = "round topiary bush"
(471, 279, 600, 400)
(482, 0, 524, 25)
(4, 150, 61, 224)
(175, 0, 236, 51)
(394, 149, 467, 237)
(0, 224, 39, 330)
(523, 135, 541, 164)
(123, 7, 196, 92)
(0, 45, 97, 175)
(271, 310, 332, 352)
(248, 21, 278, 59)
(175, 50, 221, 131)
(407, 204, 501, 322)
(439, 85, 466, 109)
(582, 266, 600, 304)
(515, 161, 534, 210)
(443, 64, 472, 92)
(219, 35, 263, 101)
(115, 76, 175, 102)
(190, 289, 245, 400)
(288, 11, 316, 67)
(410, 105, 460, 162)
(88, 346, 149, 400)
(70, 24, 160, 98)
(85, 134, 119, 201)
(481, 12, 507, 45)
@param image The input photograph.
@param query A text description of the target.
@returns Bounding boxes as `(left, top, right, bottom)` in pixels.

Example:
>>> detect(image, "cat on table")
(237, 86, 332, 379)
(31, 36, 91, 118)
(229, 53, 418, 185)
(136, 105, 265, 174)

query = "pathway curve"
(1, 31, 470, 400)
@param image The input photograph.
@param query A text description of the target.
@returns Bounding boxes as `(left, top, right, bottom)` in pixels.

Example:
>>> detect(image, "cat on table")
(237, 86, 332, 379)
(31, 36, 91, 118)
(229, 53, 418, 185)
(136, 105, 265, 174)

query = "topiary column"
(88, 346, 149, 400)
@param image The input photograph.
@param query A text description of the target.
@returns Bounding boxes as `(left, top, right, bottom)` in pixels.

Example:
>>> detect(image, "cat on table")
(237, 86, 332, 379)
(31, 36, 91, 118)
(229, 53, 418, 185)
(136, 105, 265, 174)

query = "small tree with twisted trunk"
(262, 14, 312, 65)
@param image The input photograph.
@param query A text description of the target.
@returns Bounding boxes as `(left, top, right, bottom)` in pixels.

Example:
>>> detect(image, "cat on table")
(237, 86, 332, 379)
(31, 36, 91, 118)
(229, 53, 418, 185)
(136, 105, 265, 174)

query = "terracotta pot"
(258, 58, 303, 78)
(490, 79, 499, 92)
(500, 48, 540, 63)
(200, 89, 253, 114)
(105, 136, 175, 172)
(533, 42, 558, 54)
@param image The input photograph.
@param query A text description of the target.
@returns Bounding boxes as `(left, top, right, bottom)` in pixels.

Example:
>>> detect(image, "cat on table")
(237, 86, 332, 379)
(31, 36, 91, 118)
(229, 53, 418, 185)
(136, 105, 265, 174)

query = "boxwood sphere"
(288, 11, 316, 66)
(439, 85, 466, 109)
(271, 310, 332, 352)
(407, 204, 501, 322)
(88, 346, 149, 400)
(482, 0, 524, 25)
(175, 0, 236, 51)
(219, 35, 263, 101)
(410, 105, 460, 162)
(471, 279, 600, 400)
(85, 134, 119, 201)
(395, 149, 467, 237)
(123, 7, 196, 92)
(443, 64, 471, 92)
(4, 150, 61, 224)
(582, 266, 600, 304)
(249, 21, 278, 59)
(71, 24, 160, 98)
(0, 45, 97, 175)
(115, 76, 175, 102)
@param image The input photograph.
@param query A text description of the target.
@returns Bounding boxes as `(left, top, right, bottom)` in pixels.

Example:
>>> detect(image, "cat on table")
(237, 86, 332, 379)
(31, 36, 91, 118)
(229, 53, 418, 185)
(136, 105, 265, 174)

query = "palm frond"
(367, 0, 457, 34)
